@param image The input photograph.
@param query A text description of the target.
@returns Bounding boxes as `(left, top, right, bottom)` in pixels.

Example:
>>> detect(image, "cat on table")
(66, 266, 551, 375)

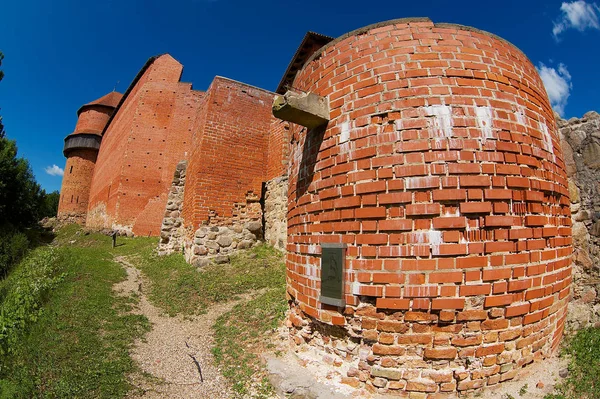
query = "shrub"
(0, 226, 29, 278)
(0, 247, 64, 355)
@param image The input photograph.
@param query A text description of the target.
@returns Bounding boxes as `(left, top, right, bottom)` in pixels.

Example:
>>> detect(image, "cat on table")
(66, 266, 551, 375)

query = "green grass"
(115, 239, 287, 316)
(544, 326, 600, 399)
(0, 226, 150, 398)
(118, 238, 289, 397)
(212, 283, 287, 398)
(0, 224, 288, 398)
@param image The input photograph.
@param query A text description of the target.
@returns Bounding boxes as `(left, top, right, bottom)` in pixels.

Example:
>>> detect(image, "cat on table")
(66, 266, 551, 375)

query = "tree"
(0, 51, 46, 226)
(39, 190, 60, 218)
(0, 138, 44, 226)
(0, 51, 5, 139)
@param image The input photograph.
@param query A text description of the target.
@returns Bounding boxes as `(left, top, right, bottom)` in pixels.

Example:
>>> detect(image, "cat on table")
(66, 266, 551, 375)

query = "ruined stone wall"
(87, 55, 201, 236)
(264, 175, 288, 250)
(560, 111, 600, 330)
(285, 19, 572, 397)
(263, 119, 292, 251)
(158, 160, 188, 255)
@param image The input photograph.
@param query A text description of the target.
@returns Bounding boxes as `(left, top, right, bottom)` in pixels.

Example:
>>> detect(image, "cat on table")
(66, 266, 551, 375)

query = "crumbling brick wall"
(284, 18, 572, 396)
(182, 77, 274, 228)
(181, 77, 277, 265)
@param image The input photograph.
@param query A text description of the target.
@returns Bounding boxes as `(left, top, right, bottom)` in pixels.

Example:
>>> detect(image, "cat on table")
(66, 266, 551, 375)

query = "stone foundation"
(287, 294, 566, 397)
(264, 175, 288, 251)
(56, 211, 87, 226)
(158, 161, 188, 255)
(185, 221, 262, 267)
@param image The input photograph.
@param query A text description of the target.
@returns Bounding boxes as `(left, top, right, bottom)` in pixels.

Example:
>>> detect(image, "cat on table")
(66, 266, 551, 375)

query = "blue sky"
(1, 0, 599, 192)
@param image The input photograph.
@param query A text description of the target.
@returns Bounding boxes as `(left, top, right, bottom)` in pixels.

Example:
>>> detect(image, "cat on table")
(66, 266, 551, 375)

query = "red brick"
(424, 347, 457, 360)
(460, 175, 491, 187)
(405, 203, 441, 216)
(430, 271, 463, 283)
(355, 207, 387, 219)
(484, 294, 514, 307)
(376, 298, 410, 310)
(459, 284, 491, 296)
(456, 309, 488, 321)
(432, 298, 465, 310)
(460, 202, 492, 214)
(525, 215, 547, 226)
(505, 303, 530, 317)
(485, 216, 517, 227)
(484, 189, 513, 200)
(378, 192, 412, 204)
(378, 219, 412, 231)
(475, 343, 504, 356)
(432, 189, 467, 201)
(433, 217, 467, 229)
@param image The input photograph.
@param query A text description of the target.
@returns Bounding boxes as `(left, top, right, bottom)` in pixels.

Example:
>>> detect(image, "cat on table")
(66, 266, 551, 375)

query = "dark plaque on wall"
(319, 243, 346, 307)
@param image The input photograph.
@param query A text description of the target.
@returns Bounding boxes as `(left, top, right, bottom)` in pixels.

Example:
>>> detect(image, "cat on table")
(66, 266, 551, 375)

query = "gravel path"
(113, 256, 235, 399)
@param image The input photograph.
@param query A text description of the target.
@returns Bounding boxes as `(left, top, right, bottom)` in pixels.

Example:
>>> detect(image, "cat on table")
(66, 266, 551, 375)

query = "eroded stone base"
(286, 295, 567, 398)
(185, 221, 262, 267)
(158, 161, 187, 255)
(264, 175, 288, 251)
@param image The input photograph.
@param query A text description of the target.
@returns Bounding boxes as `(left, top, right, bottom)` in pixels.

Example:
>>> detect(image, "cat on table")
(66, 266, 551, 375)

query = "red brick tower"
(282, 18, 572, 396)
(58, 91, 122, 223)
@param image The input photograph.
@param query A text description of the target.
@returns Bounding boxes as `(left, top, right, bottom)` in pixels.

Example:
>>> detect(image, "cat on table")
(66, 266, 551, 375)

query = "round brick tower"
(58, 91, 122, 223)
(285, 18, 572, 396)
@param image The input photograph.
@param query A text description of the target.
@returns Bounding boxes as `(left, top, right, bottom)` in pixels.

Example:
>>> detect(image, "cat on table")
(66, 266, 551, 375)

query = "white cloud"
(45, 165, 64, 177)
(538, 63, 573, 116)
(553, 1, 600, 39)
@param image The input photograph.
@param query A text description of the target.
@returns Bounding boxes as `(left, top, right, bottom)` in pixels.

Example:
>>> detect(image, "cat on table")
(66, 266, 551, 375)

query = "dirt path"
(113, 256, 237, 399)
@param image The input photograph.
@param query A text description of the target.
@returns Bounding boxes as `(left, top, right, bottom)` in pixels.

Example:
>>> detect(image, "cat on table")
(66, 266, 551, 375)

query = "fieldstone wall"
(264, 176, 288, 251)
(560, 111, 600, 330)
(185, 221, 262, 267)
(158, 160, 188, 255)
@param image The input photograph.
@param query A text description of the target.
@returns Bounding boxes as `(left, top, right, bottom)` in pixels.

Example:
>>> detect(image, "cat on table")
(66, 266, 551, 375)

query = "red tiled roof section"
(275, 31, 334, 94)
(82, 91, 123, 109)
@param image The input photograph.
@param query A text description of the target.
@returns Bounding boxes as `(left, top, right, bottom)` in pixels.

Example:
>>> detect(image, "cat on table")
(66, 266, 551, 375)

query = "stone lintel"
(272, 91, 329, 129)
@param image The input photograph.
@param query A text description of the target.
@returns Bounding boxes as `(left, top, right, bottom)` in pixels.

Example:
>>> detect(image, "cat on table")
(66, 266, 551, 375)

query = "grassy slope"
(0, 225, 287, 399)
(0, 226, 149, 398)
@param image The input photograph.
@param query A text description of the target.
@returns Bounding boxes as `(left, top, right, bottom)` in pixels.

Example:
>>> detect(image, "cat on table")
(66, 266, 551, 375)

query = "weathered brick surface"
(58, 100, 119, 223)
(285, 19, 572, 396)
(58, 148, 98, 222)
(73, 106, 112, 135)
(182, 77, 275, 229)
(86, 55, 201, 236)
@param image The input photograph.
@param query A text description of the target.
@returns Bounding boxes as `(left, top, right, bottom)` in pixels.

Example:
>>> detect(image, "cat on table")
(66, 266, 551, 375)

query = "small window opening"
(70, 166, 73, 174)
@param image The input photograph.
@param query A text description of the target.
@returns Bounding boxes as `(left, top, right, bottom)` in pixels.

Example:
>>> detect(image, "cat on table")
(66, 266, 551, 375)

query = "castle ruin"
(58, 18, 575, 397)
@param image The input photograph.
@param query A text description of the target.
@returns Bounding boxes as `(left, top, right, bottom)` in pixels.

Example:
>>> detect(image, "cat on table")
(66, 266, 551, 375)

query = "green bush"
(0, 247, 64, 355)
(0, 226, 30, 278)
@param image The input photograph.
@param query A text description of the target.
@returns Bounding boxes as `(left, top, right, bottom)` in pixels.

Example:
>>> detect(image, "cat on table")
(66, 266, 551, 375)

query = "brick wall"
(266, 119, 291, 181)
(74, 106, 112, 134)
(87, 55, 201, 236)
(182, 77, 275, 229)
(285, 19, 572, 396)
(57, 148, 98, 222)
